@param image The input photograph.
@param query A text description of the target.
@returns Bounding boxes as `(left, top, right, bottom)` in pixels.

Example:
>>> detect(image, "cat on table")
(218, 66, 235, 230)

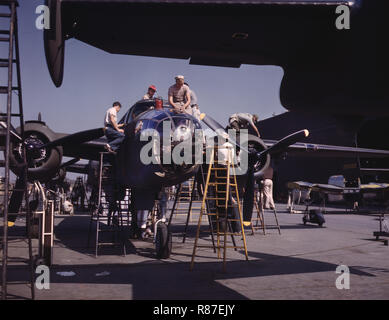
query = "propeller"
(243, 129, 309, 222)
(199, 113, 309, 223)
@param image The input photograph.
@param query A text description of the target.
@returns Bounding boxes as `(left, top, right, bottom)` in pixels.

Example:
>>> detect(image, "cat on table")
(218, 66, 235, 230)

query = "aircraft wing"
(45, 0, 386, 118)
(288, 181, 344, 194)
(287, 181, 314, 190)
(311, 183, 344, 194)
(360, 183, 389, 190)
(46, 128, 107, 161)
(45, 0, 353, 86)
(65, 163, 90, 174)
(263, 140, 389, 159)
(62, 138, 107, 161)
(288, 181, 356, 197)
(287, 181, 389, 195)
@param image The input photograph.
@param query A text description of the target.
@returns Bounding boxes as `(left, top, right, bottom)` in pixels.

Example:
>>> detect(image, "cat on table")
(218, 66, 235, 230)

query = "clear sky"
(1, 0, 287, 179)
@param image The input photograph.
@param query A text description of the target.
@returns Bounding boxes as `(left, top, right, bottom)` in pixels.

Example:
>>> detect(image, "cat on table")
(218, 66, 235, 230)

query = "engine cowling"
(237, 133, 271, 178)
(8, 121, 63, 182)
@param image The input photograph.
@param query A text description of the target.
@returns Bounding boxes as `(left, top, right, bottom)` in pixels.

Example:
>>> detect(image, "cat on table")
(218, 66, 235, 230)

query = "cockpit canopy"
(119, 99, 170, 124)
(119, 98, 202, 134)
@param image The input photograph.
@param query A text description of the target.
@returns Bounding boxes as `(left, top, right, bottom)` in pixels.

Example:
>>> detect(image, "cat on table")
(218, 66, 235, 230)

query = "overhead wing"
(45, 0, 386, 117)
(45, 0, 353, 81)
(264, 140, 389, 159)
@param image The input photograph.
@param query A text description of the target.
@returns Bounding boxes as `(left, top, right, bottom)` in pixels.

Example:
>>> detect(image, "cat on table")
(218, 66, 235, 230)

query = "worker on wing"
(228, 113, 260, 137)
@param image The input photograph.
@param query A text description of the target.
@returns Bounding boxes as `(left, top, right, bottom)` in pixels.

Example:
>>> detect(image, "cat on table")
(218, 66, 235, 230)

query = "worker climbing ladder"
(0, 0, 35, 300)
(190, 145, 248, 271)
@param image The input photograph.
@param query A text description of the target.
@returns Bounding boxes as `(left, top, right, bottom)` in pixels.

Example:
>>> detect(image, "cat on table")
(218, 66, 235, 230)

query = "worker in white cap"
(168, 75, 192, 115)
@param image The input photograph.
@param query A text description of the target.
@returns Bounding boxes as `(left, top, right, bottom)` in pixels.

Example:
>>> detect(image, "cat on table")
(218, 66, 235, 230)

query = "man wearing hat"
(143, 85, 156, 100)
(168, 75, 191, 114)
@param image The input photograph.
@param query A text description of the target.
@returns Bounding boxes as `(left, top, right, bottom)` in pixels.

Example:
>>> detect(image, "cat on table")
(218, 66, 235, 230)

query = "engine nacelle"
(9, 121, 63, 182)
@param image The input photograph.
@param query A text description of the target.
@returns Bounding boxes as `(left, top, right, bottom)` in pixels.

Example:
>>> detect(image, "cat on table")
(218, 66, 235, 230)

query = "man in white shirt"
(104, 101, 125, 153)
(168, 75, 191, 114)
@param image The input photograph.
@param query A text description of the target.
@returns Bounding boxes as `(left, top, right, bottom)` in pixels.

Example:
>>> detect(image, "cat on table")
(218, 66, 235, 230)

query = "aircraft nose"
(155, 115, 202, 173)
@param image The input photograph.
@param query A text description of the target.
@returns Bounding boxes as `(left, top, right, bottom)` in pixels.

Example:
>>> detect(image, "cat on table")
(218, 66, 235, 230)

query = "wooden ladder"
(190, 145, 248, 271)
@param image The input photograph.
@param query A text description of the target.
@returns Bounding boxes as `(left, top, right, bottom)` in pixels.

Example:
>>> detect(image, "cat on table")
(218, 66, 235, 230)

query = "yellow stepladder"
(190, 145, 249, 272)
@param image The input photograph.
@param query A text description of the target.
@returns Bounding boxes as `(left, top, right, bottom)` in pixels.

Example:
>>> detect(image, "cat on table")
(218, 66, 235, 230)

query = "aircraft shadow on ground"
(266, 224, 324, 230)
(0, 225, 28, 238)
(5, 249, 376, 300)
(54, 215, 138, 256)
(6, 215, 378, 299)
(52, 215, 380, 283)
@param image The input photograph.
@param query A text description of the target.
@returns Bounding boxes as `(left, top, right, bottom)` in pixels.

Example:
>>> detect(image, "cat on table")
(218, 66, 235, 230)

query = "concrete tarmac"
(1, 203, 389, 300)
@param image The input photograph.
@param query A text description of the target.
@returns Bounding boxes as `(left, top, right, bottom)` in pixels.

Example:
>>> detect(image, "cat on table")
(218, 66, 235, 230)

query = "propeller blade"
(199, 113, 225, 132)
(7, 175, 26, 223)
(0, 120, 22, 142)
(257, 129, 309, 158)
(43, 128, 105, 149)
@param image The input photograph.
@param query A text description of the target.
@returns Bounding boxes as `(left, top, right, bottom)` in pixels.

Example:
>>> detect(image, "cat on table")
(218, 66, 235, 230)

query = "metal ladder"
(250, 189, 266, 235)
(0, 0, 35, 300)
(251, 186, 281, 235)
(167, 179, 195, 226)
(87, 152, 127, 257)
(190, 145, 249, 272)
(182, 169, 214, 245)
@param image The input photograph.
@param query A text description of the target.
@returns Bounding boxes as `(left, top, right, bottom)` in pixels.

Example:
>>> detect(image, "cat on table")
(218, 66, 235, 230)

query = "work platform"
(1, 203, 389, 300)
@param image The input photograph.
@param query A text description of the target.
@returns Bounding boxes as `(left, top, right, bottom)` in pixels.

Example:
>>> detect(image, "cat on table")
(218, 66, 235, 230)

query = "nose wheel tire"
(155, 223, 172, 259)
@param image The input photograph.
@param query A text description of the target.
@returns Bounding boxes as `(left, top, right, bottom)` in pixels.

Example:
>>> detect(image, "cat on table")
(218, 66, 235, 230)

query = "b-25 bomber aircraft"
(3, 97, 312, 257)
